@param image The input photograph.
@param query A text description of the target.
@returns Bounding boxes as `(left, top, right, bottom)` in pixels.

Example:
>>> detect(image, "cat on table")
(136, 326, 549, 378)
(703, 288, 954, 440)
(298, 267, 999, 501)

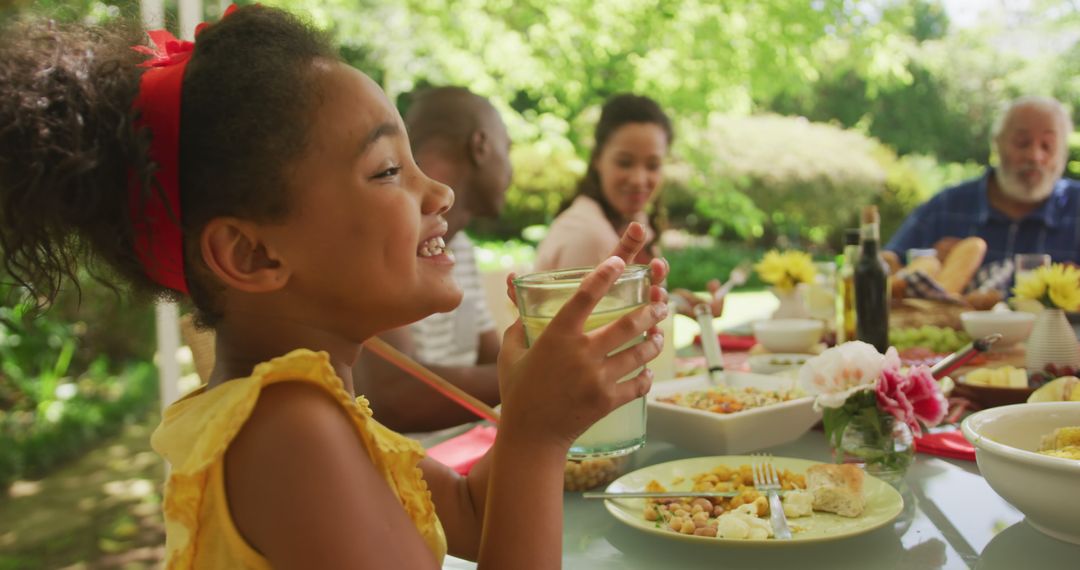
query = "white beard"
(995, 167, 1058, 204)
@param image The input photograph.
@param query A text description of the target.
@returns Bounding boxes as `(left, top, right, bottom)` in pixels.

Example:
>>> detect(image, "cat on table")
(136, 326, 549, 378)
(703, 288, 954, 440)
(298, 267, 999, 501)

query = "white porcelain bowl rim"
(753, 318, 823, 331)
(960, 311, 1037, 322)
(648, 393, 815, 421)
(961, 402, 1080, 475)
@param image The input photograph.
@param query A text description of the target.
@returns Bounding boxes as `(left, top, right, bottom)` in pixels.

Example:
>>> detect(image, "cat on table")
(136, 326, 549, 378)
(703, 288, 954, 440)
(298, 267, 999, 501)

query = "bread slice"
(806, 464, 865, 518)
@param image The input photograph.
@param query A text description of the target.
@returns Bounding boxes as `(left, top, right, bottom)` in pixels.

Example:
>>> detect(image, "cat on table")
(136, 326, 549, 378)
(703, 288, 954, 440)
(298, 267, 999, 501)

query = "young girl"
(534, 94, 723, 317)
(0, 6, 668, 568)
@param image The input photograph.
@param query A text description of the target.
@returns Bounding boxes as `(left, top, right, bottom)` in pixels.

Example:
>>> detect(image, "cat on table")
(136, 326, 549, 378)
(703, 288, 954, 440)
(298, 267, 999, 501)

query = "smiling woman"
(535, 93, 673, 273)
(534, 94, 726, 319)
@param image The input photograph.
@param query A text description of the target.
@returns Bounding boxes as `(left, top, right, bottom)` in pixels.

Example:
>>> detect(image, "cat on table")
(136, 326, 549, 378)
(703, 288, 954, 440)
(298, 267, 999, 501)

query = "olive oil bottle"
(854, 206, 889, 352)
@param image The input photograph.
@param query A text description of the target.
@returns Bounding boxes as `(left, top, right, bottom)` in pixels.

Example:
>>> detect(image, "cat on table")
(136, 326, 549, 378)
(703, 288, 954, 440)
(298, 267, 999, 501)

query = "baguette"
(936, 237, 987, 294)
(806, 464, 865, 518)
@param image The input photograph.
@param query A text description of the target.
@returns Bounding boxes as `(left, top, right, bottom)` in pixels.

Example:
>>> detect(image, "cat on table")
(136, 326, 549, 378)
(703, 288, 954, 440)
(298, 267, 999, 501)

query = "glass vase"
(835, 414, 914, 487)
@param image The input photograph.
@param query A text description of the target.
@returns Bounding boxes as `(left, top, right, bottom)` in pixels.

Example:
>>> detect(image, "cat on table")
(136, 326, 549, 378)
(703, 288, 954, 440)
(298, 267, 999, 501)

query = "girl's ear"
(200, 218, 290, 293)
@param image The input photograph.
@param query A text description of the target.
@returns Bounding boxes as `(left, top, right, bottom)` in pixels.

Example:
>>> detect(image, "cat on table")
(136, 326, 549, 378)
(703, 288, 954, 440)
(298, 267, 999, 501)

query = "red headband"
(127, 5, 237, 294)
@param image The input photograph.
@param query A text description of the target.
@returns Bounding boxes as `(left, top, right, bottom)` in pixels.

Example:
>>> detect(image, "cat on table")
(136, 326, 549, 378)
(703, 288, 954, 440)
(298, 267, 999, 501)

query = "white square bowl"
(646, 372, 821, 455)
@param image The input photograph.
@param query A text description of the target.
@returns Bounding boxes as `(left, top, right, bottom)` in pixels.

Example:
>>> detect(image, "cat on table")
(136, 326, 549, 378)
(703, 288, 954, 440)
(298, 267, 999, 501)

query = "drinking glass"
(905, 248, 937, 264)
(1014, 253, 1051, 284)
(648, 300, 677, 382)
(513, 265, 649, 458)
(807, 261, 837, 329)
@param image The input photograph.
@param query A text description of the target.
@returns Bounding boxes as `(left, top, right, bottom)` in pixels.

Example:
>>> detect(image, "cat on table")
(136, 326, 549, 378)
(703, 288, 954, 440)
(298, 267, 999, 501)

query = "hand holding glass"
(513, 265, 650, 458)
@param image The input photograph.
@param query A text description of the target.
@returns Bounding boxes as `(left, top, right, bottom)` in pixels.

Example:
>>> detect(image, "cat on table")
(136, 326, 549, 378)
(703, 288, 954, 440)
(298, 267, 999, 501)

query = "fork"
(752, 454, 792, 540)
(713, 262, 752, 301)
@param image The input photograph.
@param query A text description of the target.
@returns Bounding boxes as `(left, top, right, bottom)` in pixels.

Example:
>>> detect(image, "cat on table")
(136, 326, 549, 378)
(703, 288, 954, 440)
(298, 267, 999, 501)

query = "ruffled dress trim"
(151, 349, 447, 568)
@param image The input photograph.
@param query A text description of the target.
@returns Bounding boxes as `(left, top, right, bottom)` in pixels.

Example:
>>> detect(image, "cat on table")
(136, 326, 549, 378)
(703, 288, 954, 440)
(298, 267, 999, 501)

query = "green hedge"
(663, 241, 768, 292)
(0, 276, 158, 490)
(0, 360, 158, 489)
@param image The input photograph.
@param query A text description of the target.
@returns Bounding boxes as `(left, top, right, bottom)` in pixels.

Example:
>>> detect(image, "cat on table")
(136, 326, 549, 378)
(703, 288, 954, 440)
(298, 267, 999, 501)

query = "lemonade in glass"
(513, 265, 649, 458)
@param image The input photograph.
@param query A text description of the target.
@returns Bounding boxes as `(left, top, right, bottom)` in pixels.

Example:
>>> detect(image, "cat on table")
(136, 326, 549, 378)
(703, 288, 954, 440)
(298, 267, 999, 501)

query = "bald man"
(884, 96, 1080, 292)
(354, 87, 512, 432)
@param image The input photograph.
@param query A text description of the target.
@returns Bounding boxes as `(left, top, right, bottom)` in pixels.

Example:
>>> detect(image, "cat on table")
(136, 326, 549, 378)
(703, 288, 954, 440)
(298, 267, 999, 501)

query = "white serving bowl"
(647, 372, 820, 455)
(960, 310, 1036, 347)
(752, 318, 824, 353)
(747, 353, 810, 375)
(961, 402, 1080, 544)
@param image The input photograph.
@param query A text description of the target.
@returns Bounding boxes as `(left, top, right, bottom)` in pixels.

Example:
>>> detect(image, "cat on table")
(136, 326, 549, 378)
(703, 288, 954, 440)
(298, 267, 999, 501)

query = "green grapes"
(889, 326, 971, 353)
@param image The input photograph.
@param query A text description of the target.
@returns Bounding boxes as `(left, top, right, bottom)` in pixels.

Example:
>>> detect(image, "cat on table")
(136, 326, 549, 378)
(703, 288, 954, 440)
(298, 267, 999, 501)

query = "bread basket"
(889, 298, 969, 331)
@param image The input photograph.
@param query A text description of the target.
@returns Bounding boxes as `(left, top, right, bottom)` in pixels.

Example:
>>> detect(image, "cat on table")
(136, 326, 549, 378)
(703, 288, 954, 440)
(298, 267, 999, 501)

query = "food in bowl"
(954, 366, 1035, 408)
(959, 310, 1036, 347)
(656, 385, 802, 414)
(747, 353, 810, 375)
(961, 402, 1080, 544)
(1038, 426, 1080, 460)
(647, 373, 820, 455)
(752, 318, 824, 353)
(964, 366, 1028, 388)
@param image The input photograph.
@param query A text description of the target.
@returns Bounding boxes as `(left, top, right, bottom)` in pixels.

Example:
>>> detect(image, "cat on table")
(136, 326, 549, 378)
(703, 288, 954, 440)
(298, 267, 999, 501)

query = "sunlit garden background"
(2, 0, 1079, 567)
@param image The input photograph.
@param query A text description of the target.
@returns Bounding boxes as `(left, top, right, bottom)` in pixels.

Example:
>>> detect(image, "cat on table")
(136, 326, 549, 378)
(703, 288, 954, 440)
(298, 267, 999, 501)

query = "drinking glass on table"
(807, 261, 837, 331)
(1014, 253, 1051, 284)
(513, 265, 650, 459)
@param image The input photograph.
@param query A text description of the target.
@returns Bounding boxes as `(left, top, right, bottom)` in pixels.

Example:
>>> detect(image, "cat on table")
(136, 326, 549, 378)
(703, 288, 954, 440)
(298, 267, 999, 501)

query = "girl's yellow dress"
(151, 349, 447, 568)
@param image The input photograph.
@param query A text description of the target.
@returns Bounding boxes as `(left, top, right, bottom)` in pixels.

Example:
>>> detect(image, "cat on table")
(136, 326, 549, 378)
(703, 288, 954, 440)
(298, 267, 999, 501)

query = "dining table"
(438, 425, 1078, 569)
(431, 331, 1080, 570)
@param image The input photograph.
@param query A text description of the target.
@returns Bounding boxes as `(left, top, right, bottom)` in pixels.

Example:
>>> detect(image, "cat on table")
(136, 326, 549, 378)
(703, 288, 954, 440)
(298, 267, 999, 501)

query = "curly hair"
(0, 6, 338, 325)
(563, 93, 674, 248)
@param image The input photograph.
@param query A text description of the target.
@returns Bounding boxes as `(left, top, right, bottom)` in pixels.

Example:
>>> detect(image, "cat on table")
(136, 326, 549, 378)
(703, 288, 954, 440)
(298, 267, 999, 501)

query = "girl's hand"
(496, 256, 667, 449)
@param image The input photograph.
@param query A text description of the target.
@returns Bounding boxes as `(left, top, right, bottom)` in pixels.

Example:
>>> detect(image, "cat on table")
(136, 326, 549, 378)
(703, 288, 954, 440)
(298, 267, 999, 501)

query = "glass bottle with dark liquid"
(855, 206, 889, 352)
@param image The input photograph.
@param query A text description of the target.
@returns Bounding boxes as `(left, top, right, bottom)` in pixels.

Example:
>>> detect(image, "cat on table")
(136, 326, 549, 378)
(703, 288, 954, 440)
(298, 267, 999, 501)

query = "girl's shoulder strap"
(152, 348, 366, 475)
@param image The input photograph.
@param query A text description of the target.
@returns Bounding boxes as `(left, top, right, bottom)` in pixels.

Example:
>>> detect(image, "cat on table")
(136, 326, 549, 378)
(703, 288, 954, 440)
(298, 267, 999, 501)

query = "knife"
(583, 490, 788, 499)
(694, 303, 726, 386)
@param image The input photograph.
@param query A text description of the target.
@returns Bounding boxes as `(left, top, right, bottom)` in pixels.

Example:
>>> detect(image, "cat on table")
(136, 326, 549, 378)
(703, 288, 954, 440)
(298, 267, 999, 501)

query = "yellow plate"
(603, 455, 903, 545)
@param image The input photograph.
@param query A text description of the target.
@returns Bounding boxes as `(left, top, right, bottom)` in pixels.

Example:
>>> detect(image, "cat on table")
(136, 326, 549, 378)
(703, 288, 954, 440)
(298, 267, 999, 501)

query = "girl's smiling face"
(262, 60, 461, 338)
(594, 122, 668, 220)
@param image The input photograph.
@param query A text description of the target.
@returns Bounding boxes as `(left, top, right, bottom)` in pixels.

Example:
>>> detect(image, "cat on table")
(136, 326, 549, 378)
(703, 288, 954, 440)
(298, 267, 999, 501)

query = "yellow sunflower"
(754, 250, 817, 293)
(1012, 263, 1080, 311)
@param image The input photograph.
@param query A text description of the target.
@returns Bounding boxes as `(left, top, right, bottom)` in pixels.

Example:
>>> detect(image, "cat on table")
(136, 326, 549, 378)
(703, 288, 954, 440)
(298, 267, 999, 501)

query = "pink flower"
(904, 366, 948, 428)
(876, 367, 916, 432)
(874, 365, 946, 436)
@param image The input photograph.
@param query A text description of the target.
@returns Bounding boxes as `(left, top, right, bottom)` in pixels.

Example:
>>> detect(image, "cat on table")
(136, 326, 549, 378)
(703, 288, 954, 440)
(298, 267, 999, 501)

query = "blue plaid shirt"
(885, 169, 1080, 291)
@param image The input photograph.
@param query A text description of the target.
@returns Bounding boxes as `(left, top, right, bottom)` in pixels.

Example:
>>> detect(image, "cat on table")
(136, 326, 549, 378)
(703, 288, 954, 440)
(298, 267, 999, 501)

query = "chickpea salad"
(656, 386, 802, 414)
(643, 464, 812, 540)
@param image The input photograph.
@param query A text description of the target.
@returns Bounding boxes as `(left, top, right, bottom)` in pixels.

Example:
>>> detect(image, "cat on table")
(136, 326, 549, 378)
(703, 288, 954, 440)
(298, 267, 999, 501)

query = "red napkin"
(913, 430, 976, 462)
(425, 425, 497, 475)
(694, 334, 757, 352)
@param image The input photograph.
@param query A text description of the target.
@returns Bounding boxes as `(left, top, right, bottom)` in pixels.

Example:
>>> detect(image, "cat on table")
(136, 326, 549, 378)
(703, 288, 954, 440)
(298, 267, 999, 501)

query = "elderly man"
(884, 96, 1080, 291)
(354, 86, 512, 432)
